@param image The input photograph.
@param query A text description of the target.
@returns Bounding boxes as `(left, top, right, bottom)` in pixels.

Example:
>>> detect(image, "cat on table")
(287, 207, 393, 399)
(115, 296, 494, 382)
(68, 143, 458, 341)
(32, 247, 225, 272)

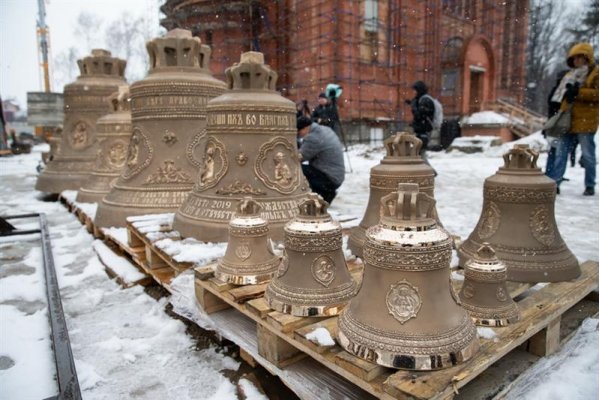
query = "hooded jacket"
(561, 43, 599, 134)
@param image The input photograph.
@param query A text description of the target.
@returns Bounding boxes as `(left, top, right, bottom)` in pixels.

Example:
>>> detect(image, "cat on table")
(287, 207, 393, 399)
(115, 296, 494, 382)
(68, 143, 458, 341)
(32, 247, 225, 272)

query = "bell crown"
(384, 132, 422, 157)
(146, 28, 212, 70)
(380, 183, 436, 228)
(77, 49, 126, 78)
(109, 85, 130, 113)
(502, 144, 539, 170)
(237, 196, 262, 217)
(225, 51, 278, 91)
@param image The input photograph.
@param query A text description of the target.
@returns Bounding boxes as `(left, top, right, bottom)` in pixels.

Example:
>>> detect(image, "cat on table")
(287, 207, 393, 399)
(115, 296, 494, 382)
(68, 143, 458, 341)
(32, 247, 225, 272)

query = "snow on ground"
(462, 110, 514, 125)
(0, 140, 598, 399)
(0, 147, 241, 399)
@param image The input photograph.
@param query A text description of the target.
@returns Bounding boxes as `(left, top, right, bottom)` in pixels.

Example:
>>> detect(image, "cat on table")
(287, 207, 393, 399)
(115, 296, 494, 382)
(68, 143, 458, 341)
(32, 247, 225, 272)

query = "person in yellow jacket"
(546, 42, 599, 196)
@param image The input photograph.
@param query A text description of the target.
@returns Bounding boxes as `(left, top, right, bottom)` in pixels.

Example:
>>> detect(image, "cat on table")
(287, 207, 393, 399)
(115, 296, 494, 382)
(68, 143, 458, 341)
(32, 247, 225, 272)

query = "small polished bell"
(348, 132, 440, 258)
(338, 183, 479, 370)
(215, 197, 280, 285)
(36, 49, 127, 193)
(265, 193, 358, 317)
(459, 243, 520, 327)
(77, 85, 131, 203)
(458, 144, 580, 282)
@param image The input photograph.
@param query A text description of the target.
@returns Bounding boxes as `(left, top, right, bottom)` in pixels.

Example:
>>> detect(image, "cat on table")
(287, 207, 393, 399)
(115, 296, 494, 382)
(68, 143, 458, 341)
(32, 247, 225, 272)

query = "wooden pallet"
(194, 260, 599, 400)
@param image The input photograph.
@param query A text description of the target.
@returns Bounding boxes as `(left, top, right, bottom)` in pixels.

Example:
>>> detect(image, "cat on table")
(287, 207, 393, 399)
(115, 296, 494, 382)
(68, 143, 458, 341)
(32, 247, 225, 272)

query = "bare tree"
(74, 12, 104, 53)
(53, 46, 81, 92)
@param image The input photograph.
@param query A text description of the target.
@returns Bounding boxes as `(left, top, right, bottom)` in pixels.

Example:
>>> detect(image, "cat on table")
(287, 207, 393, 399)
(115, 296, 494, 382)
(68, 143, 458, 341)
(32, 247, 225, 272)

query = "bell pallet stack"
(194, 261, 598, 400)
(54, 197, 598, 399)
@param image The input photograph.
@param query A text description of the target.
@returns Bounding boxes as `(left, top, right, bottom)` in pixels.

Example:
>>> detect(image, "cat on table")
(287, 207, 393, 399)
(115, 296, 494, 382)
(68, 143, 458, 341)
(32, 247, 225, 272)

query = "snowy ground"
(0, 138, 598, 400)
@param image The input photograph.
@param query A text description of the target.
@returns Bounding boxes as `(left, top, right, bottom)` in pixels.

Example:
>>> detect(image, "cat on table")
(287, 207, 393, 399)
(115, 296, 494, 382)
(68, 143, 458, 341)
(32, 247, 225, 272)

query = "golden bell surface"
(348, 132, 440, 258)
(36, 49, 127, 193)
(265, 193, 358, 317)
(215, 197, 281, 285)
(94, 29, 226, 228)
(173, 51, 309, 242)
(458, 144, 580, 282)
(77, 86, 131, 203)
(459, 243, 520, 327)
(338, 183, 479, 370)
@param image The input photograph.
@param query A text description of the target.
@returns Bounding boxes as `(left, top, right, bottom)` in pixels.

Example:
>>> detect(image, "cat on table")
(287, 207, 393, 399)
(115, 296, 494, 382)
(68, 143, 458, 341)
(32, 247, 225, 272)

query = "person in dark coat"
(311, 93, 336, 130)
(407, 80, 435, 150)
(297, 116, 345, 204)
(544, 69, 569, 179)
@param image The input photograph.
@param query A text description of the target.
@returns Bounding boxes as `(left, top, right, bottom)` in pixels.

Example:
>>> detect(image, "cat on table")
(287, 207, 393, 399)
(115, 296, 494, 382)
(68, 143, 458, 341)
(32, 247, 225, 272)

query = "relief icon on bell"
(172, 51, 309, 243)
(215, 197, 281, 285)
(264, 193, 358, 317)
(338, 183, 479, 370)
(458, 144, 580, 282)
(36, 49, 127, 194)
(94, 29, 226, 229)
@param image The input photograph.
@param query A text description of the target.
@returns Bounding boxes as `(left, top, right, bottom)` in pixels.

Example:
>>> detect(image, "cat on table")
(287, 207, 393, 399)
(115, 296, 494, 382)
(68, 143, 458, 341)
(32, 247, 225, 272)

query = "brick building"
(161, 0, 529, 143)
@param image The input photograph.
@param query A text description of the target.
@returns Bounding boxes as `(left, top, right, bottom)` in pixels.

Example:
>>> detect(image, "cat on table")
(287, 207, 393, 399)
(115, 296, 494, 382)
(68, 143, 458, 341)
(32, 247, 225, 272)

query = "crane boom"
(37, 0, 51, 92)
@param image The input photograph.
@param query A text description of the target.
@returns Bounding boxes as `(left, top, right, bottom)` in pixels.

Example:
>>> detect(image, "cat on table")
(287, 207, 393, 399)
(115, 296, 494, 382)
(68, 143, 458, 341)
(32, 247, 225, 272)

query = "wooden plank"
(382, 261, 599, 400)
(194, 263, 216, 281)
(294, 317, 338, 354)
(229, 283, 268, 304)
(127, 226, 144, 248)
(239, 348, 258, 368)
(246, 298, 272, 319)
(267, 310, 318, 334)
(145, 246, 168, 269)
(526, 316, 561, 357)
(257, 323, 305, 368)
(194, 282, 231, 314)
(334, 350, 387, 383)
(208, 277, 235, 293)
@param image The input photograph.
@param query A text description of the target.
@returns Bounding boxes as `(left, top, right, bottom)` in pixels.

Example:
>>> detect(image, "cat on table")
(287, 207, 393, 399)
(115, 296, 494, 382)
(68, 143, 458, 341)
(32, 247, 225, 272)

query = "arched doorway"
(460, 35, 496, 115)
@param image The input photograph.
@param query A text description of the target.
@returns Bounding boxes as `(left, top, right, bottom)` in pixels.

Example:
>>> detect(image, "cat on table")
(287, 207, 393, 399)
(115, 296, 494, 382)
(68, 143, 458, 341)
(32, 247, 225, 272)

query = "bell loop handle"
(225, 52, 278, 91)
(380, 183, 435, 222)
(502, 144, 539, 170)
(475, 243, 497, 261)
(237, 196, 262, 216)
(298, 193, 328, 217)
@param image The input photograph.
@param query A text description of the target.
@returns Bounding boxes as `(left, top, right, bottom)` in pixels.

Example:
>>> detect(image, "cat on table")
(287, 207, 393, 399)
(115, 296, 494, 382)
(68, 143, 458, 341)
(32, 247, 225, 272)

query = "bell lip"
(337, 330, 480, 370)
(214, 270, 277, 286)
(473, 315, 520, 327)
(265, 296, 348, 317)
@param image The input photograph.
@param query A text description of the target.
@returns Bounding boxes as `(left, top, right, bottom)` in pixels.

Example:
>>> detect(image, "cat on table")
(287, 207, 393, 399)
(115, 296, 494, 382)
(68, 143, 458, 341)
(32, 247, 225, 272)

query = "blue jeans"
(547, 133, 596, 188)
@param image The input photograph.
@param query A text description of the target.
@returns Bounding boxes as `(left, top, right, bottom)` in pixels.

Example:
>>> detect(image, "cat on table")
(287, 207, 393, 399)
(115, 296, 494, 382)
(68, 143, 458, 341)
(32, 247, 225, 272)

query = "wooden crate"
(194, 260, 599, 399)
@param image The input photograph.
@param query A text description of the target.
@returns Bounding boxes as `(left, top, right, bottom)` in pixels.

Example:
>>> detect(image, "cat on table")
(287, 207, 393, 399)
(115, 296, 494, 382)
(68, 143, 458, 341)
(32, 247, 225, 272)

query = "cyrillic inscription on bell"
(94, 29, 226, 228)
(459, 243, 520, 326)
(458, 144, 580, 282)
(36, 49, 127, 194)
(172, 51, 309, 242)
(265, 193, 358, 317)
(338, 183, 479, 370)
(215, 197, 281, 285)
(76, 85, 131, 203)
(348, 132, 440, 258)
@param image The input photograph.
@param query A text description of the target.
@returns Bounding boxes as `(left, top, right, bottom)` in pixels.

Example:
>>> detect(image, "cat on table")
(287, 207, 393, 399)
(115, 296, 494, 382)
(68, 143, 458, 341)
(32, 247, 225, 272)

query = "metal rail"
(1, 213, 82, 400)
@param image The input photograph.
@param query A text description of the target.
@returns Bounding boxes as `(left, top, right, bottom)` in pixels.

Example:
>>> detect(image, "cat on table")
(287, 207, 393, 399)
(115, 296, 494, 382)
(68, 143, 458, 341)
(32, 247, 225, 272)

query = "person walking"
(407, 80, 435, 150)
(296, 116, 345, 204)
(546, 43, 598, 196)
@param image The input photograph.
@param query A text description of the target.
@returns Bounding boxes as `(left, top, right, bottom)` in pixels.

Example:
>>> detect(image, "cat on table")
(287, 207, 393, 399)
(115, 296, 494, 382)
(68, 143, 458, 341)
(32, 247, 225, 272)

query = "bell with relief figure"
(348, 132, 440, 258)
(338, 183, 479, 370)
(215, 197, 280, 285)
(173, 51, 309, 242)
(458, 144, 580, 282)
(459, 243, 520, 326)
(94, 29, 226, 228)
(265, 193, 358, 317)
(36, 49, 127, 193)
(76, 85, 131, 203)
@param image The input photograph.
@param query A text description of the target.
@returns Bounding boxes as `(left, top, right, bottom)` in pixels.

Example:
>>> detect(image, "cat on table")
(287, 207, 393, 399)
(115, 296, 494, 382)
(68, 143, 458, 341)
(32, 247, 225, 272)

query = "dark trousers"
(302, 164, 340, 204)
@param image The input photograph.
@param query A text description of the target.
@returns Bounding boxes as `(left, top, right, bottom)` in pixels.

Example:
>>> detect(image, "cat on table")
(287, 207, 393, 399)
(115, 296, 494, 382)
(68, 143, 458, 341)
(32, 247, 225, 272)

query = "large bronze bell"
(458, 144, 580, 282)
(338, 183, 479, 370)
(36, 49, 127, 193)
(173, 51, 309, 242)
(265, 193, 358, 317)
(94, 29, 226, 228)
(215, 197, 280, 285)
(76, 85, 131, 203)
(348, 132, 440, 258)
(459, 243, 520, 327)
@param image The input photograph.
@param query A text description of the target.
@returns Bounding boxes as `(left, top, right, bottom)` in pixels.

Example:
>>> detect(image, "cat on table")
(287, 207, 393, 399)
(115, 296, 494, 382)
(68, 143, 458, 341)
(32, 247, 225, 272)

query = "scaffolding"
(160, 0, 529, 143)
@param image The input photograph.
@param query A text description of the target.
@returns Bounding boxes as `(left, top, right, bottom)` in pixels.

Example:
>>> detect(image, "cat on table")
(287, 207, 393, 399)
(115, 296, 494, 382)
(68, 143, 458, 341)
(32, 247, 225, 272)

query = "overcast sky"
(0, 0, 588, 111)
